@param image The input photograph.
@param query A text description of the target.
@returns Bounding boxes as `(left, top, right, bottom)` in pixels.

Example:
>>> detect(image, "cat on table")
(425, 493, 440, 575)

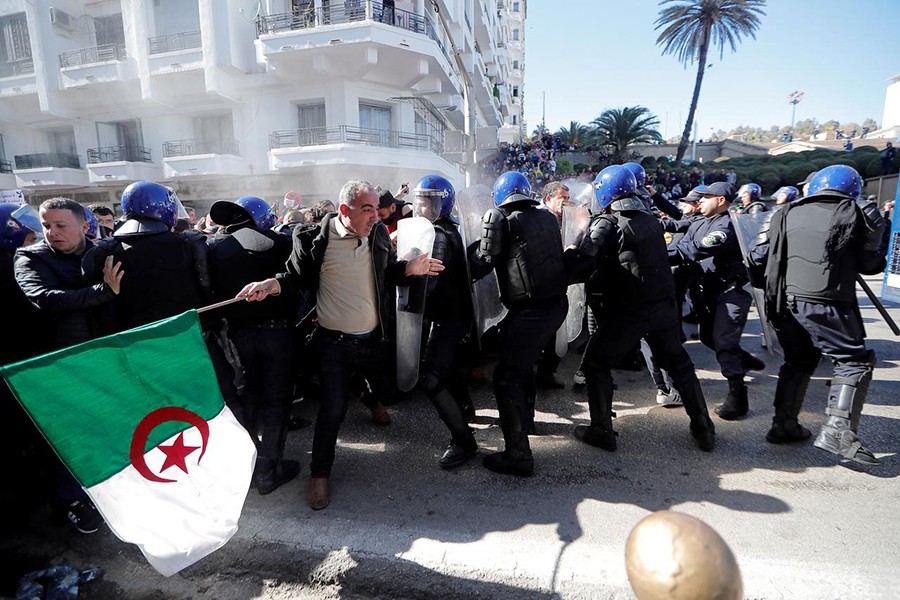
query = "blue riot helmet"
(593, 165, 640, 212)
(492, 171, 535, 207)
(120, 181, 177, 233)
(736, 183, 761, 203)
(1, 204, 30, 252)
(210, 196, 276, 229)
(412, 175, 455, 222)
(82, 205, 99, 240)
(771, 186, 799, 204)
(622, 162, 647, 187)
(10, 204, 44, 244)
(236, 196, 277, 229)
(808, 165, 863, 199)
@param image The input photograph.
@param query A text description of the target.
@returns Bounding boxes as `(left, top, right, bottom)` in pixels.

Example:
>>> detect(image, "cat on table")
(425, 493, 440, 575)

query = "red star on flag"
(158, 432, 201, 474)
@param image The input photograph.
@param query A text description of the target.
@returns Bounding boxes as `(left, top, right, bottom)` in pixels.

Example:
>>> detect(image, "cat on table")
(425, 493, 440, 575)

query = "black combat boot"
(766, 364, 812, 444)
(255, 414, 300, 495)
(429, 386, 478, 469)
(674, 378, 716, 452)
(814, 367, 879, 466)
(483, 392, 534, 477)
(574, 371, 617, 451)
(715, 376, 748, 420)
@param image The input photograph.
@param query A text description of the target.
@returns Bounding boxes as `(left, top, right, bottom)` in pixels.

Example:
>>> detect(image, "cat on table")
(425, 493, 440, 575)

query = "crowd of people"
(0, 158, 891, 539)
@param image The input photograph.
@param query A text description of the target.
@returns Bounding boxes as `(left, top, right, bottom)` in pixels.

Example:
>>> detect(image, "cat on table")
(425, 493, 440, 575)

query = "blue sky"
(522, 0, 900, 138)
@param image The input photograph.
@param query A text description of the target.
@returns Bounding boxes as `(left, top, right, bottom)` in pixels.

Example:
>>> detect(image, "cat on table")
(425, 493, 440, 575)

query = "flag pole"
(197, 297, 247, 314)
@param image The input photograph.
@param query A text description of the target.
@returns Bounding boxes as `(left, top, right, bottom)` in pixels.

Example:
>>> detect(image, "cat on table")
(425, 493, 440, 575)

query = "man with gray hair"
(239, 180, 443, 510)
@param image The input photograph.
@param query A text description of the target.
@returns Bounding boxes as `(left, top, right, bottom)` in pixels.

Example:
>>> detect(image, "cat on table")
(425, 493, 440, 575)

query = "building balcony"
(59, 44, 127, 68)
(149, 30, 202, 55)
(255, 2, 455, 89)
(85, 146, 162, 184)
(162, 138, 246, 179)
(14, 153, 89, 190)
(269, 125, 442, 154)
(0, 160, 14, 189)
(0, 57, 34, 78)
(0, 58, 36, 98)
(87, 146, 152, 164)
(0, 159, 12, 173)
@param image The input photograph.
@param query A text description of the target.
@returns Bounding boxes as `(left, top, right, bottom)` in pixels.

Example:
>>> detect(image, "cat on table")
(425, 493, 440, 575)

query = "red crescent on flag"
(129, 407, 210, 483)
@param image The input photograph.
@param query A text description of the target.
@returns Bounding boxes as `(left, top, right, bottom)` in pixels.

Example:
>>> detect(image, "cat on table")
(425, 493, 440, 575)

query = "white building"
(0, 0, 525, 211)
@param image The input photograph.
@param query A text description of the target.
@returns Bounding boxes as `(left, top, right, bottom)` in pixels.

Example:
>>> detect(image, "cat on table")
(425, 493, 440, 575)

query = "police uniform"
(420, 215, 478, 468)
(567, 190, 715, 453)
(470, 188, 568, 477)
(208, 206, 299, 493)
(669, 184, 759, 420)
(753, 168, 885, 464)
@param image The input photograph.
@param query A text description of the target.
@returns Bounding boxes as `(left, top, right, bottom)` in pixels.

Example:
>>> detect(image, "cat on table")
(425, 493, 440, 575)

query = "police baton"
(856, 275, 900, 336)
(197, 297, 247, 314)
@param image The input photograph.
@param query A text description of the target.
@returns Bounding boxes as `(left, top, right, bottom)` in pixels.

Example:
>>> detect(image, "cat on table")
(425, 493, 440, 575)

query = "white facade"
(0, 0, 524, 210)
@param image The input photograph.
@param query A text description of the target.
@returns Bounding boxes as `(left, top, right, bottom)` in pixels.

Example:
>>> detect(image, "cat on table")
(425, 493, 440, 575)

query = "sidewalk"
(3, 276, 899, 599)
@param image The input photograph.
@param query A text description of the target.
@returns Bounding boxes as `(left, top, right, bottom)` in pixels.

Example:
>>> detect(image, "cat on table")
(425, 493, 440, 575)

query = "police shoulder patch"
(701, 230, 728, 247)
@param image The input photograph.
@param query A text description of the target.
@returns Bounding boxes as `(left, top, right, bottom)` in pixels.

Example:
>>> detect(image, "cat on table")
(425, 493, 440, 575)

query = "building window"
(513, 59, 519, 70)
(298, 103, 326, 129)
(0, 13, 31, 63)
(193, 113, 234, 151)
(512, 29, 519, 41)
(95, 14, 125, 45)
(512, 1, 520, 12)
(359, 103, 391, 131)
(512, 86, 519, 98)
(512, 115, 517, 125)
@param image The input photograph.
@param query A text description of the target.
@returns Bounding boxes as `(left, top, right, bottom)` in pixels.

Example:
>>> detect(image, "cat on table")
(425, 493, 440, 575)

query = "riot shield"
(456, 184, 506, 339)
(730, 210, 782, 356)
(557, 203, 591, 350)
(395, 217, 435, 392)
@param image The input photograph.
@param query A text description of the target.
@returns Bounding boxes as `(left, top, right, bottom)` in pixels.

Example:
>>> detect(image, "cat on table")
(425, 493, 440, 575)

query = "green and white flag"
(0, 311, 256, 577)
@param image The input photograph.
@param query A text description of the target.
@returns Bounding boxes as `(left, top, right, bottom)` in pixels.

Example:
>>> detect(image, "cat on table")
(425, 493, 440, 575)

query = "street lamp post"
(788, 90, 804, 140)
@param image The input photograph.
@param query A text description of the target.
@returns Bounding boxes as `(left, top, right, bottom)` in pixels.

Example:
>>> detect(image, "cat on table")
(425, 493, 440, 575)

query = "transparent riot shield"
(395, 217, 436, 392)
(455, 184, 506, 340)
(730, 210, 782, 356)
(555, 203, 592, 355)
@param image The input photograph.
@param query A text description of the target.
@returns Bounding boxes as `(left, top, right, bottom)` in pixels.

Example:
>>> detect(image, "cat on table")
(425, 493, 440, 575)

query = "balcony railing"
(163, 138, 240, 157)
(15, 153, 81, 169)
(86, 146, 152, 164)
(0, 160, 12, 173)
(59, 43, 127, 68)
(269, 125, 442, 155)
(148, 30, 202, 55)
(0, 58, 35, 78)
(256, 2, 426, 36)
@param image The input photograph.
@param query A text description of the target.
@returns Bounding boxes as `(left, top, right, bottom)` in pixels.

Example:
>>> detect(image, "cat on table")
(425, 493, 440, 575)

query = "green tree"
(556, 121, 590, 147)
(655, 0, 766, 163)
(590, 106, 663, 164)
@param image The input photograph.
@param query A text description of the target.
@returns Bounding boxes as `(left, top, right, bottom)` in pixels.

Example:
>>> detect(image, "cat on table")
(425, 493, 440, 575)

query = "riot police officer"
(566, 166, 715, 452)
(751, 165, 885, 465)
(207, 196, 300, 493)
(669, 182, 764, 421)
(469, 171, 568, 476)
(411, 175, 479, 469)
(84, 181, 210, 332)
(734, 183, 761, 212)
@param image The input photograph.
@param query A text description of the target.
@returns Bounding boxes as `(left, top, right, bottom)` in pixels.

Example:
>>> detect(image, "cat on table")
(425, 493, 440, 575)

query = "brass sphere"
(625, 510, 742, 600)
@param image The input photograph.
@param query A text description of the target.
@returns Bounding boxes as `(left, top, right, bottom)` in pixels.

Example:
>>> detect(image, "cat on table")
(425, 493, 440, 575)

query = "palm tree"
(655, 0, 766, 163)
(590, 106, 663, 164)
(557, 121, 589, 148)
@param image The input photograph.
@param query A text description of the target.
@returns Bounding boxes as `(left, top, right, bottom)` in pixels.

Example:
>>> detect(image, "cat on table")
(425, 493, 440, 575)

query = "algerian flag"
(0, 310, 256, 577)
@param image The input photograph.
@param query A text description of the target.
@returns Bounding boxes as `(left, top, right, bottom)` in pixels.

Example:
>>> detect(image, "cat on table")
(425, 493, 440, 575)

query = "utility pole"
(788, 90, 804, 140)
(541, 91, 546, 136)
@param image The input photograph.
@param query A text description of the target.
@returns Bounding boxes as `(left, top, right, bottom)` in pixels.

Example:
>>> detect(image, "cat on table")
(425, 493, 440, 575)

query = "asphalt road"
(3, 275, 899, 599)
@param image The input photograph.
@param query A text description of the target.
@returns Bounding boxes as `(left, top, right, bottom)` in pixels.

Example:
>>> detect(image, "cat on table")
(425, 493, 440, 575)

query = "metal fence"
(59, 43, 127, 68)
(86, 146, 152, 164)
(15, 153, 81, 169)
(163, 138, 240, 157)
(0, 58, 35, 79)
(269, 125, 441, 155)
(148, 30, 202, 55)
(256, 2, 426, 36)
(0, 160, 12, 173)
